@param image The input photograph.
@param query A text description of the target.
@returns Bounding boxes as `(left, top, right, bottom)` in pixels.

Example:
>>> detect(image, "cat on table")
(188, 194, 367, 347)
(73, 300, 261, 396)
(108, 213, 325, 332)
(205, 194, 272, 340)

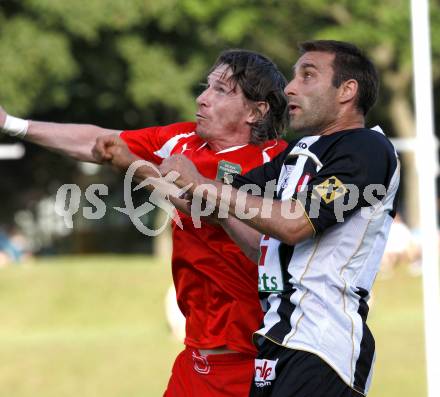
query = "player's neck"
(319, 112, 364, 136)
(207, 134, 252, 152)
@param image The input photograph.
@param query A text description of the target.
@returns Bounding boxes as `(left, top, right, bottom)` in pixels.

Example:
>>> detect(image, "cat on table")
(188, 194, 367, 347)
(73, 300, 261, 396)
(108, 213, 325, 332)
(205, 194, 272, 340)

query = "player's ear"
(338, 79, 358, 105)
(247, 101, 269, 124)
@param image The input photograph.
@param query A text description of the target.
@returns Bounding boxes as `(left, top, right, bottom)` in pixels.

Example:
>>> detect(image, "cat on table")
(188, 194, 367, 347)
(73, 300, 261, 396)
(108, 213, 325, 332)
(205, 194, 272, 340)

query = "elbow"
(273, 222, 315, 246)
(277, 232, 301, 246)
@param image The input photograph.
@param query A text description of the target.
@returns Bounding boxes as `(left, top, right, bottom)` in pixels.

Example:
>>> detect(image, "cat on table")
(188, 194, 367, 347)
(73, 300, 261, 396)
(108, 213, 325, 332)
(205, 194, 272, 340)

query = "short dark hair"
(210, 49, 288, 144)
(299, 40, 379, 116)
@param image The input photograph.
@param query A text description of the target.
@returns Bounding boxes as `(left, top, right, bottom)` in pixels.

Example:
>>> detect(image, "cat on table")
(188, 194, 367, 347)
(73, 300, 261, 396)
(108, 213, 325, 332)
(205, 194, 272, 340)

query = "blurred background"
(0, 0, 438, 396)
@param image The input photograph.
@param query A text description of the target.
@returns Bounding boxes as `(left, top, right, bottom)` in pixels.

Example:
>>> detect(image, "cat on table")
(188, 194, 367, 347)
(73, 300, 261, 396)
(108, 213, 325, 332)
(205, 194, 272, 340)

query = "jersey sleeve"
(294, 132, 398, 234)
(120, 121, 196, 164)
(231, 144, 291, 198)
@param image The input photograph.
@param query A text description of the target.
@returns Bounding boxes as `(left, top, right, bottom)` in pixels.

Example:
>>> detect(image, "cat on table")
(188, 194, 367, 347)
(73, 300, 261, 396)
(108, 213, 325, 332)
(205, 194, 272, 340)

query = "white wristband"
(2, 115, 29, 138)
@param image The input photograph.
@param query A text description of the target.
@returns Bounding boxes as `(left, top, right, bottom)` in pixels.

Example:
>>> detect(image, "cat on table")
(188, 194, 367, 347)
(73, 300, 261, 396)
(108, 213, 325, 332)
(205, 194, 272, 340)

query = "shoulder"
(147, 121, 197, 140)
(122, 121, 196, 137)
(335, 128, 394, 153)
(317, 128, 396, 164)
(159, 121, 197, 135)
(319, 128, 399, 186)
(120, 121, 198, 161)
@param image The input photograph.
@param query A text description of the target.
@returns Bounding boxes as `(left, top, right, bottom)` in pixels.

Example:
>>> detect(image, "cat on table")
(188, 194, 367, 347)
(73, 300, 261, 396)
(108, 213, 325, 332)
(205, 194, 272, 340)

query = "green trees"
(1, 0, 438, 250)
(2, 0, 438, 130)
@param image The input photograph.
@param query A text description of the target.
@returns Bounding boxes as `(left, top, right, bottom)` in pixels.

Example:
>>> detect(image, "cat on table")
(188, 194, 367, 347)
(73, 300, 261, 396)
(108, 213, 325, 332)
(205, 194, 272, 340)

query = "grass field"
(0, 256, 426, 396)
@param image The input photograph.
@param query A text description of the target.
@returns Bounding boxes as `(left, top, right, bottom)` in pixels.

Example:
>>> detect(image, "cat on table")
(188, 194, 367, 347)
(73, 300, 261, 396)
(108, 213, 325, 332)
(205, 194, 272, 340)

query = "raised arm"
(0, 106, 119, 163)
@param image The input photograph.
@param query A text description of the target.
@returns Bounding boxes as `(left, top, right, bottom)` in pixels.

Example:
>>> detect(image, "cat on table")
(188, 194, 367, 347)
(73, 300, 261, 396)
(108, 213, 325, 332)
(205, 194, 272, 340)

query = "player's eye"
(214, 84, 227, 93)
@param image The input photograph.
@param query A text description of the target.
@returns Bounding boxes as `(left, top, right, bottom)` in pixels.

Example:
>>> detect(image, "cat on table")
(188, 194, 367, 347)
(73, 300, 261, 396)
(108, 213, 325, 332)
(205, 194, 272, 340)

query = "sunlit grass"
(0, 256, 182, 397)
(369, 266, 426, 396)
(0, 256, 426, 396)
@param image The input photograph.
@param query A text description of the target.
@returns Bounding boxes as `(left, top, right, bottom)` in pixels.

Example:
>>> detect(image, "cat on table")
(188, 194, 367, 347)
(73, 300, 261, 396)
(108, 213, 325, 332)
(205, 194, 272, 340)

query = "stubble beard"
(290, 100, 337, 136)
(290, 111, 324, 135)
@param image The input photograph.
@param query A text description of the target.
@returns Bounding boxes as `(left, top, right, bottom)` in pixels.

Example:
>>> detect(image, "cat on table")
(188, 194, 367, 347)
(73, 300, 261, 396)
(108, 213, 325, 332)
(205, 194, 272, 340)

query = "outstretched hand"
(92, 134, 138, 169)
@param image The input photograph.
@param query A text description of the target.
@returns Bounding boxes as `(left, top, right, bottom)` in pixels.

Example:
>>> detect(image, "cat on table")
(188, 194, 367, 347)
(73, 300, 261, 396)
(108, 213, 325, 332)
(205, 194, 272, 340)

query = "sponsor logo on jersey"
(258, 272, 280, 291)
(258, 235, 283, 292)
(295, 141, 308, 149)
(254, 358, 278, 387)
(280, 165, 295, 189)
(216, 160, 242, 184)
(192, 351, 211, 374)
(180, 143, 189, 154)
(313, 176, 347, 204)
(258, 234, 271, 266)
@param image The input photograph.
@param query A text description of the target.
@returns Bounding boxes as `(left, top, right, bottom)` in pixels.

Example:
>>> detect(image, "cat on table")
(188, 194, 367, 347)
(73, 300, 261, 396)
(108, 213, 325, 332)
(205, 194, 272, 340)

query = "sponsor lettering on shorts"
(254, 358, 278, 387)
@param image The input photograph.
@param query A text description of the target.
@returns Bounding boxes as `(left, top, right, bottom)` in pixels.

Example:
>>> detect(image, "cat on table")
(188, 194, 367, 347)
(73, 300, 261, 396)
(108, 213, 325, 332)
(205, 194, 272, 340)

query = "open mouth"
(288, 103, 301, 114)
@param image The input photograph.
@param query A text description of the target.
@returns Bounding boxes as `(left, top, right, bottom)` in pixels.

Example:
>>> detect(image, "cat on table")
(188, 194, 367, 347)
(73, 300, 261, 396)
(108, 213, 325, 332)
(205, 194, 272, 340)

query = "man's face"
(195, 64, 252, 145)
(284, 51, 340, 135)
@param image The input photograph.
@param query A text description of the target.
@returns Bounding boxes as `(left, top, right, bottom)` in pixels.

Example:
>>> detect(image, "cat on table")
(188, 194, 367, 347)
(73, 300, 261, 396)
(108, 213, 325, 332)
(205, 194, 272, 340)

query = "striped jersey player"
(231, 126, 399, 395)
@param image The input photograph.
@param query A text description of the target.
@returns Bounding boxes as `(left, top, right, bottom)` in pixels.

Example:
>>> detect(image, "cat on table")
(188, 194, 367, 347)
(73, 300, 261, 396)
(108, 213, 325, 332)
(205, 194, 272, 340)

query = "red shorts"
(164, 347, 255, 397)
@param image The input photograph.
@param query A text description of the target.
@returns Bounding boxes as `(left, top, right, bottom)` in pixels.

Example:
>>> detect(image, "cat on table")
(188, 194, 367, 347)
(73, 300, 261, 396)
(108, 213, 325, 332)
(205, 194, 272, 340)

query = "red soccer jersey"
(120, 122, 287, 355)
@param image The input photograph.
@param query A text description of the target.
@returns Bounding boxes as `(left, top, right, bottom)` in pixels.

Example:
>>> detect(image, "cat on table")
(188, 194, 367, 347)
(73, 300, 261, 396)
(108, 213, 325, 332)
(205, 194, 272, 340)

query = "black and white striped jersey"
(232, 127, 400, 395)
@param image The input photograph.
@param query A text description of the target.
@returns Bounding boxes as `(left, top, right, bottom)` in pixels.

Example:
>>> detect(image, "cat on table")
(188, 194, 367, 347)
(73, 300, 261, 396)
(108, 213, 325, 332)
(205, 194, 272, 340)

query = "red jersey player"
(0, 49, 288, 396)
(94, 50, 288, 397)
(118, 120, 286, 396)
